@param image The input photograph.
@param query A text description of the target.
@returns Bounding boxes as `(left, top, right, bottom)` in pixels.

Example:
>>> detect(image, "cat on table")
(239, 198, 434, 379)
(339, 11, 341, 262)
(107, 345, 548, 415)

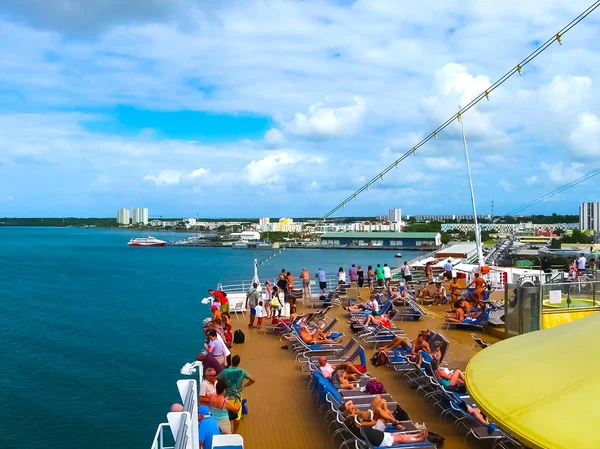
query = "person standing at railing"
(286, 271, 294, 293)
(357, 265, 365, 287)
(245, 282, 260, 328)
(375, 264, 385, 287)
(338, 267, 346, 284)
(349, 264, 358, 284)
(300, 268, 310, 298)
(315, 267, 327, 294)
(367, 265, 375, 292)
(277, 268, 288, 293)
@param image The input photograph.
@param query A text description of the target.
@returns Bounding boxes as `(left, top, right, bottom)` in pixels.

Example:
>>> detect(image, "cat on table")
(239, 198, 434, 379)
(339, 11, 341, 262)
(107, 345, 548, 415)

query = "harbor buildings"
(132, 208, 149, 225)
(320, 231, 441, 249)
(388, 208, 402, 223)
(580, 202, 600, 233)
(116, 208, 130, 225)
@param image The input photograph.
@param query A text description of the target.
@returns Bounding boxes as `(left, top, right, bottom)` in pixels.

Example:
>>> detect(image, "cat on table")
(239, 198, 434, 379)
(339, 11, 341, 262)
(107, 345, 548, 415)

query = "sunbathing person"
(418, 287, 432, 304)
(348, 297, 379, 314)
(328, 363, 362, 390)
(352, 312, 392, 328)
(345, 416, 428, 447)
(341, 397, 406, 430)
(318, 356, 362, 380)
(449, 278, 462, 305)
(432, 283, 447, 306)
(458, 401, 489, 427)
(445, 298, 471, 322)
(429, 340, 443, 363)
(379, 336, 410, 352)
(409, 331, 431, 367)
(298, 326, 339, 344)
(431, 359, 466, 392)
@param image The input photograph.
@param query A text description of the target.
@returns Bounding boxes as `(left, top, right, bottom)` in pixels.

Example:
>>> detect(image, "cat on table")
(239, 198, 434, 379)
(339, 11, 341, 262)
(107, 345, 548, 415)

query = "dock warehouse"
(319, 232, 441, 249)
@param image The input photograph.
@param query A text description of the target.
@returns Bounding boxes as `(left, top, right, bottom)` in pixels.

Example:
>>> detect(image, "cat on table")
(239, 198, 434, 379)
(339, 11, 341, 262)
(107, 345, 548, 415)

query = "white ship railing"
(150, 379, 198, 449)
(217, 273, 340, 297)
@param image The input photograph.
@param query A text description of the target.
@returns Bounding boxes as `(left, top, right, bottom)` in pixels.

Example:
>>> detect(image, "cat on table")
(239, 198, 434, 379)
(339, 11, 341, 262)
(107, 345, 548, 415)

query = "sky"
(0, 0, 599, 218)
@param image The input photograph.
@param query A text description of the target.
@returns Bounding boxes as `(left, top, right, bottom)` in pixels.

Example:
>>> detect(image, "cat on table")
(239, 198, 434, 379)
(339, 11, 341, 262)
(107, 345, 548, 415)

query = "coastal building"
(580, 202, 600, 233)
(132, 208, 149, 225)
(388, 208, 402, 223)
(117, 208, 130, 225)
(441, 222, 579, 234)
(320, 231, 441, 249)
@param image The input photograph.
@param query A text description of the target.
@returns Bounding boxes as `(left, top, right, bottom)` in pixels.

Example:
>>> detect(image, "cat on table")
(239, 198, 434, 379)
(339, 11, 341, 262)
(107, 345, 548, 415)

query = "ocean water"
(0, 227, 421, 448)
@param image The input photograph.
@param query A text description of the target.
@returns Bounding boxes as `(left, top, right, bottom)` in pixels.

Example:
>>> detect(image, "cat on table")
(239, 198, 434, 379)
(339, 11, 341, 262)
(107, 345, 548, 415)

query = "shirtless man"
(467, 273, 487, 306)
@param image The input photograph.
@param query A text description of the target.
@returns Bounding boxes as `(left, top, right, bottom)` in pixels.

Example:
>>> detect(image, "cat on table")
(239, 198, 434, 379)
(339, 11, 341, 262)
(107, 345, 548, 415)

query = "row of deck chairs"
(378, 332, 523, 449)
(261, 307, 437, 448)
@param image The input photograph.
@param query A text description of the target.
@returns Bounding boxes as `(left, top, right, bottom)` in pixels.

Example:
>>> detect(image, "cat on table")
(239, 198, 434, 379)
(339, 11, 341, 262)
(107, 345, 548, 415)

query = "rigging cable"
(506, 167, 600, 216)
(322, 0, 600, 219)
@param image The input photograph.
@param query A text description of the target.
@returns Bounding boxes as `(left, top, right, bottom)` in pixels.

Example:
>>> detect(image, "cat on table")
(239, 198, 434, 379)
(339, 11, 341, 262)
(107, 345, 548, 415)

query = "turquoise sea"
(0, 227, 421, 448)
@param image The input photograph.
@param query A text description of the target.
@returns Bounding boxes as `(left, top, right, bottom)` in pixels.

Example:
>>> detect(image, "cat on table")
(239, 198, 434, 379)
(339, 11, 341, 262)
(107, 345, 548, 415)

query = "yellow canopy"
(466, 312, 600, 449)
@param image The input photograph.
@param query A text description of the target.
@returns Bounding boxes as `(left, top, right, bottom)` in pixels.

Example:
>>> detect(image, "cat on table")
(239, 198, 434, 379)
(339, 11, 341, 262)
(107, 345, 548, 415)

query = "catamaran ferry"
(128, 236, 167, 247)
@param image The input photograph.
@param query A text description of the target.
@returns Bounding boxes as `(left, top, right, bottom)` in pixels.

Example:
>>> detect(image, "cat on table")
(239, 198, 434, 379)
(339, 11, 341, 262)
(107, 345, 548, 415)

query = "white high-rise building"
(388, 208, 402, 223)
(117, 208, 130, 225)
(579, 202, 600, 233)
(132, 208, 149, 225)
(259, 217, 270, 226)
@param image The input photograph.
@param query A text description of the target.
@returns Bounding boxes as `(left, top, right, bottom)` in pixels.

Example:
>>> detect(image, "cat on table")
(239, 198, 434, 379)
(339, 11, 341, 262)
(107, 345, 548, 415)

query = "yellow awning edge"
(466, 312, 600, 449)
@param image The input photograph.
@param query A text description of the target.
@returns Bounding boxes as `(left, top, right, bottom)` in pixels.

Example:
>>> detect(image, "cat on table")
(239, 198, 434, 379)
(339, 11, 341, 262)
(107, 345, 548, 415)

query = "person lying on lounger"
(298, 326, 340, 344)
(347, 297, 379, 314)
(327, 363, 364, 390)
(458, 400, 489, 427)
(379, 336, 410, 352)
(345, 416, 428, 448)
(431, 359, 466, 392)
(318, 356, 362, 381)
(340, 396, 406, 430)
(350, 312, 393, 328)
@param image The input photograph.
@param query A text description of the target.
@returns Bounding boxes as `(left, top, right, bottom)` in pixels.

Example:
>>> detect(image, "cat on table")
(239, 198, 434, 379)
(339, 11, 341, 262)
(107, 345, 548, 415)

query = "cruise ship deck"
(229, 299, 502, 449)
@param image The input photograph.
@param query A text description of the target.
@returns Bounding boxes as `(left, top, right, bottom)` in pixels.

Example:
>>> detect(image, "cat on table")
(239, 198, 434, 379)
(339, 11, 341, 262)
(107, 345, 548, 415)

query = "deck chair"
(444, 308, 490, 331)
(297, 338, 359, 369)
(471, 333, 491, 348)
(212, 434, 244, 449)
(231, 302, 245, 318)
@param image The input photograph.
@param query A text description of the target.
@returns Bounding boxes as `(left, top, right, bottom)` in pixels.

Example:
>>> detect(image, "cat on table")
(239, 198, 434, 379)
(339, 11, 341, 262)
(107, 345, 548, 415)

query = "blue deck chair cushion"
(358, 347, 367, 367)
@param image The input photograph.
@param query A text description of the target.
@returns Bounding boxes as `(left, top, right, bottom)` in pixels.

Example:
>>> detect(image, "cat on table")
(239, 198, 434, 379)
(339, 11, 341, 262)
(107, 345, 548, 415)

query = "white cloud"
(284, 97, 366, 137)
(499, 179, 511, 191)
(526, 175, 537, 185)
(540, 162, 585, 184)
(569, 113, 600, 157)
(143, 167, 209, 186)
(1, 194, 14, 202)
(245, 151, 296, 185)
(484, 154, 505, 164)
(264, 128, 285, 145)
(423, 157, 459, 170)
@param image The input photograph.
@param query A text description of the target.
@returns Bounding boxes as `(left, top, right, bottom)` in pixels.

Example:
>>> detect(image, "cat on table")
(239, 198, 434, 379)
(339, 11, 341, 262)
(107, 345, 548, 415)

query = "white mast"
(458, 110, 485, 267)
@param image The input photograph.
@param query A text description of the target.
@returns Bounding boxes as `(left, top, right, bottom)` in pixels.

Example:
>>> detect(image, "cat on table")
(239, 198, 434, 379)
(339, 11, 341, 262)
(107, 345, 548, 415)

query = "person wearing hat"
(198, 405, 221, 449)
(210, 304, 222, 322)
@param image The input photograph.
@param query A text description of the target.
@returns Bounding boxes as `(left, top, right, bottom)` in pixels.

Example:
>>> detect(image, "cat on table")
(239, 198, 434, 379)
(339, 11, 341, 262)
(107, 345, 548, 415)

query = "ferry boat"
(127, 236, 167, 247)
(232, 240, 273, 249)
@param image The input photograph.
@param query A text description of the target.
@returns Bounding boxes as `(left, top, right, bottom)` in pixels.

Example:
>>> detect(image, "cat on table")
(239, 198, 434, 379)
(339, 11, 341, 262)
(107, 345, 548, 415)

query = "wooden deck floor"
(229, 301, 501, 449)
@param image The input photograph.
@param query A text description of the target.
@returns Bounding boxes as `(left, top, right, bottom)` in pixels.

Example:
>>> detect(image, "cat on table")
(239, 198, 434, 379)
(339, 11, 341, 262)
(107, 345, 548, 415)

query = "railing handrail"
(151, 423, 172, 449)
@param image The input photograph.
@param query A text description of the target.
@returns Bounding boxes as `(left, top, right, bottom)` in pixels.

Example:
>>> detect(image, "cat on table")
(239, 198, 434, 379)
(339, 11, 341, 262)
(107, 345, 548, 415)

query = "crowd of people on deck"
(182, 258, 513, 448)
(170, 288, 257, 449)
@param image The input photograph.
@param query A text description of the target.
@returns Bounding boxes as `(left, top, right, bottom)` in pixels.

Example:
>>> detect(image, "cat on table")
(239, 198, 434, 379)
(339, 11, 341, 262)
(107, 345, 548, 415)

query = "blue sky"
(0, 0, 599, 218)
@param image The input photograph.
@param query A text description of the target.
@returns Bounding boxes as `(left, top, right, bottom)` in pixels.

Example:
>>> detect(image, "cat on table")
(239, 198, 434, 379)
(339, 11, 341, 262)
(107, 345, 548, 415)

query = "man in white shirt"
(402, 262, 412, 282)
(383, 263, 392, 289)
(199, 368, 218, 405)
(577, 253, 587, 272)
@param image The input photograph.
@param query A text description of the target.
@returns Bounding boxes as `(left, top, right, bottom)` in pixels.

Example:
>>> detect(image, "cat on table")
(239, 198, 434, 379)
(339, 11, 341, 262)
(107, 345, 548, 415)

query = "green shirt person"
(375, 264, 385, 280)
(217, 355, 255, 400)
